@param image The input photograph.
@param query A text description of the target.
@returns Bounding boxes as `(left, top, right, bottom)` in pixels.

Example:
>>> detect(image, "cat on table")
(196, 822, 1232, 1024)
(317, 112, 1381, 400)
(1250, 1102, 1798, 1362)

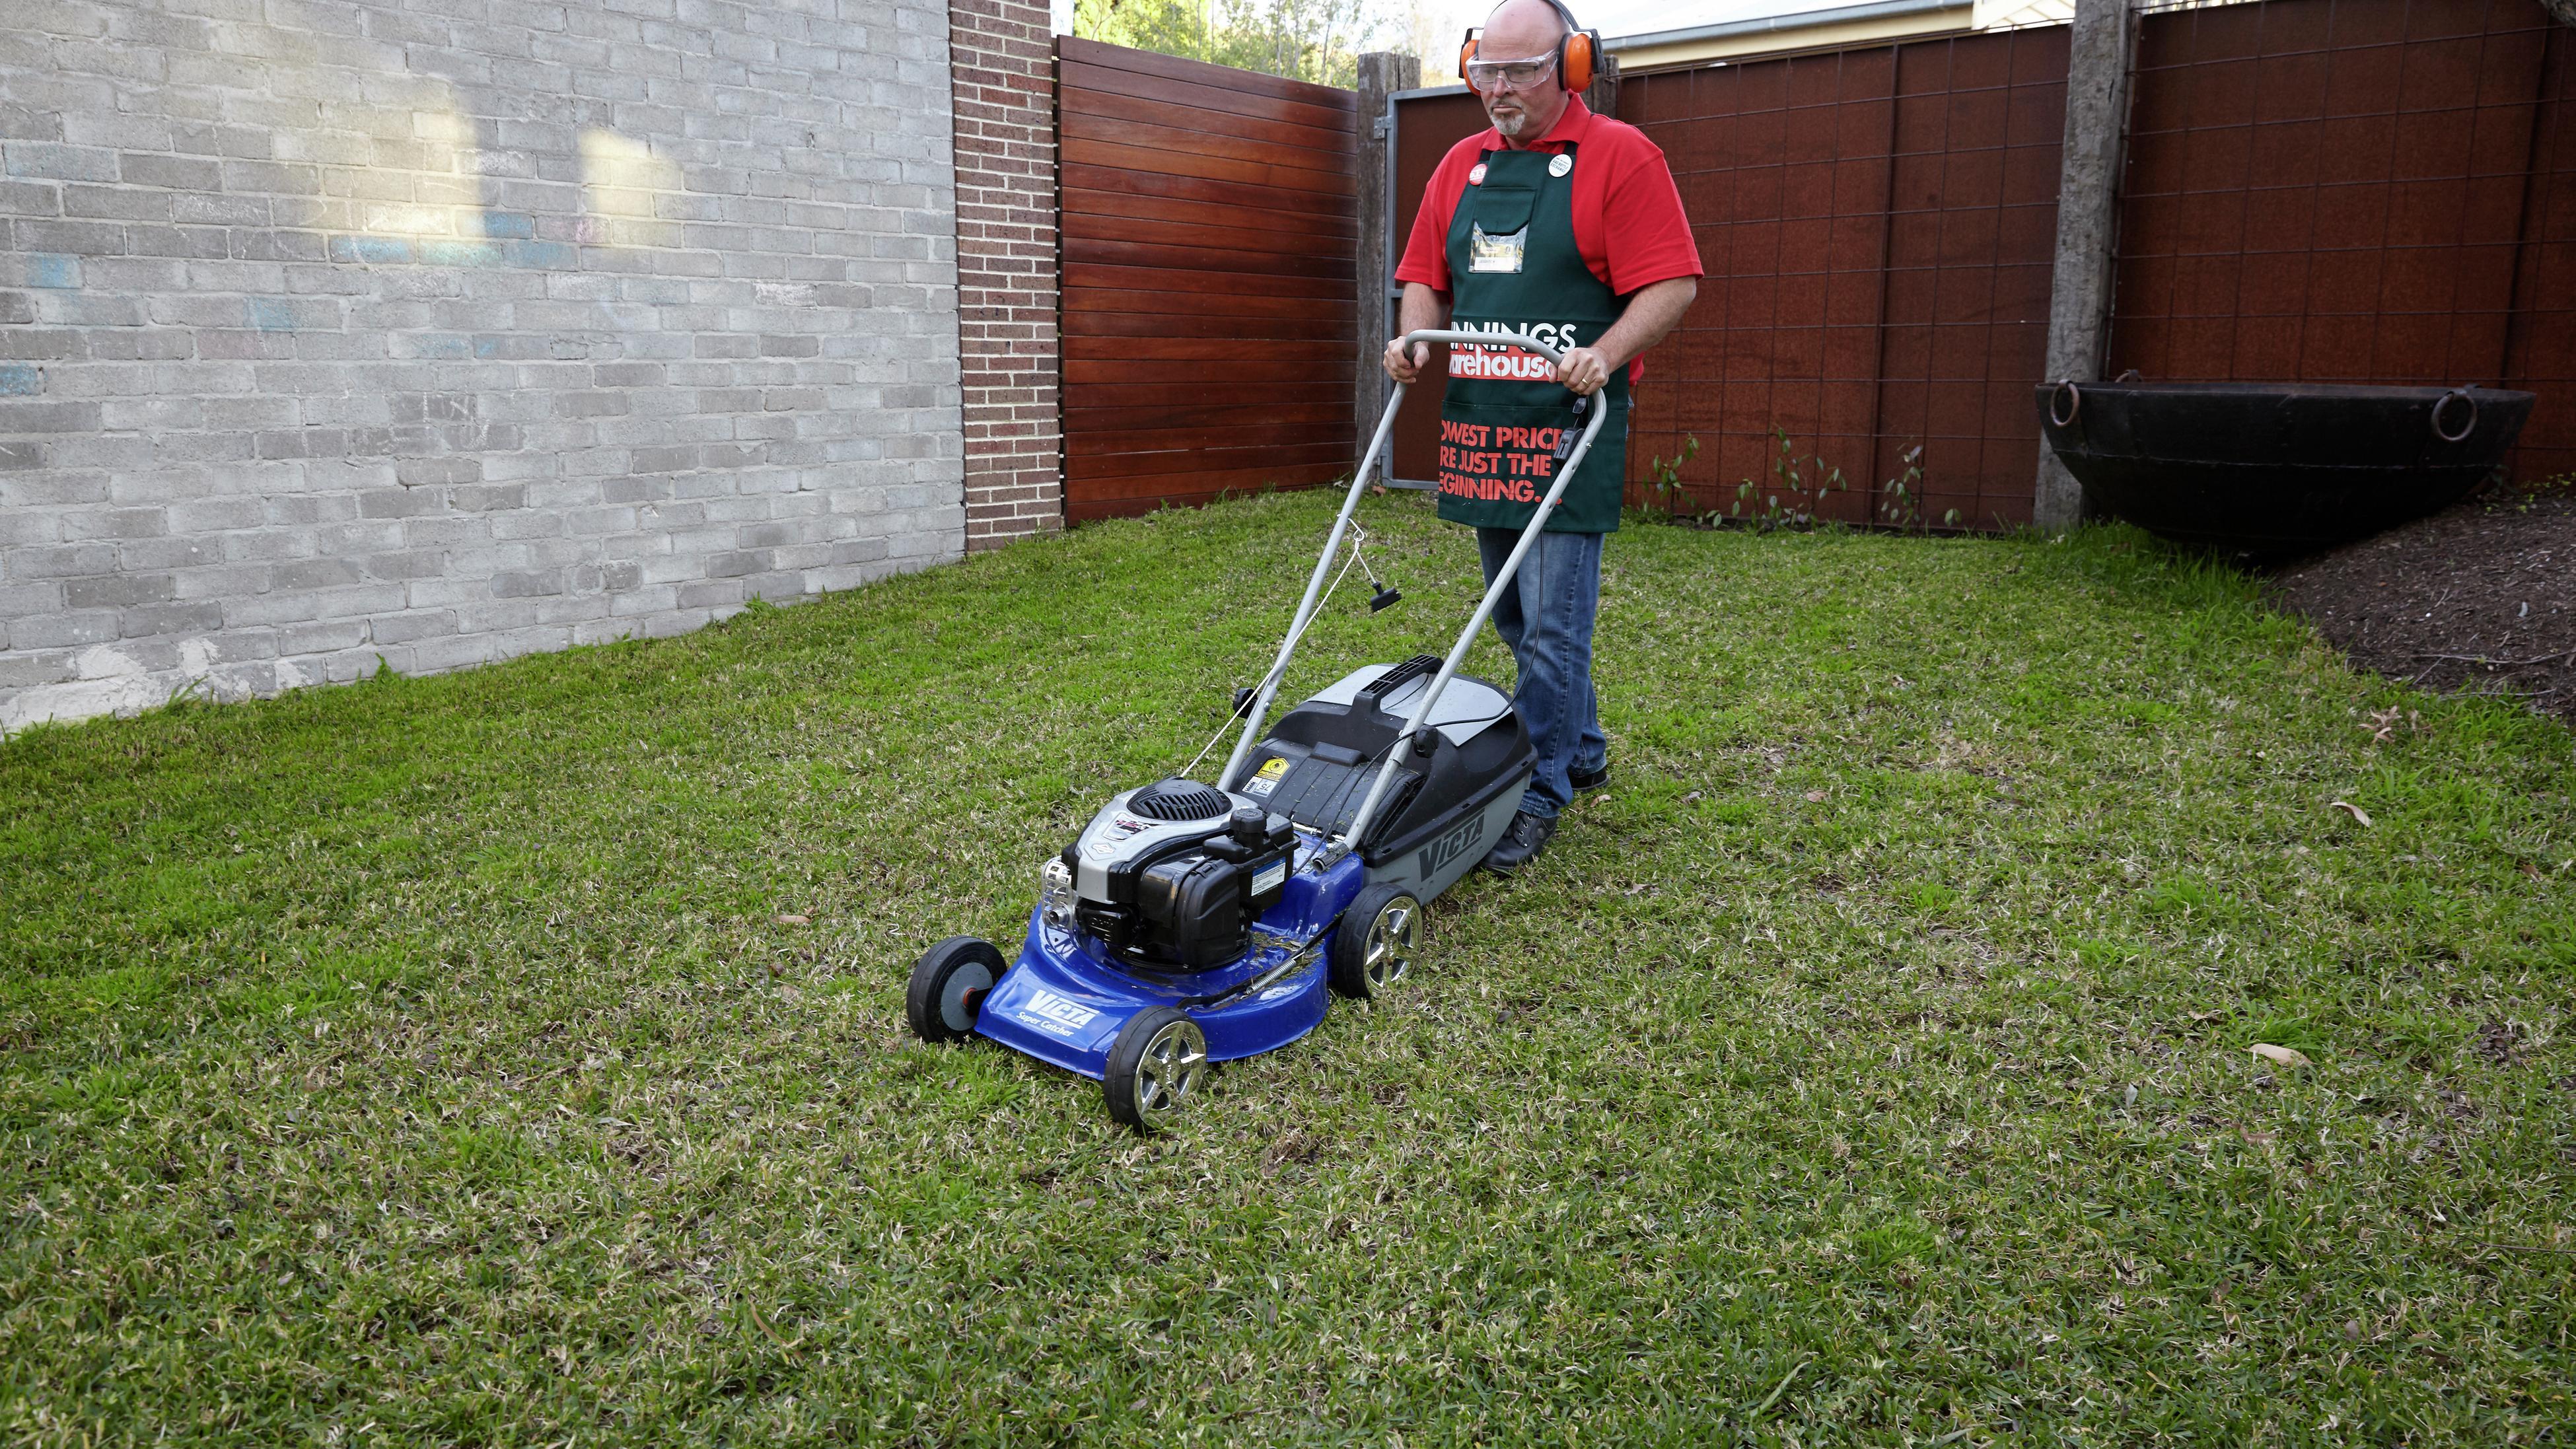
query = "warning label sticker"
(1244, 756, 1289, 797)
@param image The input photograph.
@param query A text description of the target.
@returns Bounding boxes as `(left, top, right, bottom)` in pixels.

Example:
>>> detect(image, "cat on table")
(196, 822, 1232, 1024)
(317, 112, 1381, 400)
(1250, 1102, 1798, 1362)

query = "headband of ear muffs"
(1460, 0, 1599, 93)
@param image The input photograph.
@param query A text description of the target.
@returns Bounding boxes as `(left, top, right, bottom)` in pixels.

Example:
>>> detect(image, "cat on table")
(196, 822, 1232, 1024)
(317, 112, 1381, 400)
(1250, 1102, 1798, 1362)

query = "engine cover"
(1066, 779, 1295, 970)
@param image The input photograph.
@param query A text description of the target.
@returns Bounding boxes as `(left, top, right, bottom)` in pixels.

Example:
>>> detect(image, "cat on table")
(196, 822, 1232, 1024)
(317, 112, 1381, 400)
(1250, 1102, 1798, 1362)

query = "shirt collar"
(1488, 91, 1592, 152)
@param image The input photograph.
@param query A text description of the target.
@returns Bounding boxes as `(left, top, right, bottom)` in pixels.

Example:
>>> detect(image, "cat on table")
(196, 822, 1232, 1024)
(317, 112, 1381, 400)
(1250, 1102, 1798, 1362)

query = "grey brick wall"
(0, 0, 964, 732)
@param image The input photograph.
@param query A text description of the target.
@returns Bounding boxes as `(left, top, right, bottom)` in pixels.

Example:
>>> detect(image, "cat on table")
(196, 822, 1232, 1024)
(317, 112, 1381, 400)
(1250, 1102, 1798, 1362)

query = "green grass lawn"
(3, 489, 2571, 1446)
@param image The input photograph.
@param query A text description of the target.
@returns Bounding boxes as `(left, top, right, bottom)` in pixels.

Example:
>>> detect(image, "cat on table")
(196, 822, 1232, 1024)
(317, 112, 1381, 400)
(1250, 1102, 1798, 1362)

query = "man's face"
(1474, 5, 1570, 142)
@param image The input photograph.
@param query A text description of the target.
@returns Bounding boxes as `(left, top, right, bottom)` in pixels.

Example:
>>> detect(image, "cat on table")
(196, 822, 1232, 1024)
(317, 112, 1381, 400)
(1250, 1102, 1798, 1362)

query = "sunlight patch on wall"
(580, 129, 682, 248)
(351, 92, 488, 245)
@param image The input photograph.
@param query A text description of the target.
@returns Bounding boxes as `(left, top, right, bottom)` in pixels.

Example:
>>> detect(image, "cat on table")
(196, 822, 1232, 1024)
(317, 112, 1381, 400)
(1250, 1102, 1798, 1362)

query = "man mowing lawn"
(1384, 0, 1701, 874)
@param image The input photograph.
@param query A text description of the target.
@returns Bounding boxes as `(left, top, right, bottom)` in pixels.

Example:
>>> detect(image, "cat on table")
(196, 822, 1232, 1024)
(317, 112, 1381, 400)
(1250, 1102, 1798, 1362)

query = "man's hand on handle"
(1381, 336, 1429, 385)
(1556, 347, 1610, 396)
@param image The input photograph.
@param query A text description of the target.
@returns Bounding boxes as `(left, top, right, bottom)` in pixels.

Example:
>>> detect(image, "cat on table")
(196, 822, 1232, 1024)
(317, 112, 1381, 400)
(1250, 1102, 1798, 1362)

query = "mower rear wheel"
(907, 936, 1003, 1043)
(1104, 1008, 1209, 1133)
(1330, 884, 1421, 999)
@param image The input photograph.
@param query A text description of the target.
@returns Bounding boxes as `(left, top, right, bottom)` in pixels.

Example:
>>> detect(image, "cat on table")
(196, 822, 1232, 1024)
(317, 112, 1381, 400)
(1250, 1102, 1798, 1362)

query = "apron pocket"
(1470, 182, 1537, 234)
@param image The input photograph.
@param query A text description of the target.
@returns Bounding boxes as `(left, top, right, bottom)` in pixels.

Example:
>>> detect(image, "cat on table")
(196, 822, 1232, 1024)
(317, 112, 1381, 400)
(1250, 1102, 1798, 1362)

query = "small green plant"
(1641, 435, 1701, 520)
(1727, 427, 1847, 530)
(1877, 444, 1927, 529)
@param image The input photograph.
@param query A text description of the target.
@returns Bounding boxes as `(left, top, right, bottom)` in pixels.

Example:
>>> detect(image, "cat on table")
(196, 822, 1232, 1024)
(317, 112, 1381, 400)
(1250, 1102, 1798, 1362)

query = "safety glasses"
(1465, 52, 1558, 92)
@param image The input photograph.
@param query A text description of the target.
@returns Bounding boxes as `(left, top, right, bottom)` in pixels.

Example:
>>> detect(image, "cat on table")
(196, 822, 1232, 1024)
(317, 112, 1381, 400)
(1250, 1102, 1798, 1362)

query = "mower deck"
(974, 837, 1367, 1079)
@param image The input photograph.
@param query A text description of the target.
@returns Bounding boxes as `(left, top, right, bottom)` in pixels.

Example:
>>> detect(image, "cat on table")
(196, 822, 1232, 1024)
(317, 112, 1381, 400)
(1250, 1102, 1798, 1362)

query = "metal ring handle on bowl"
(2048, 380, 2083, 429)
(2431, 388, 2478, 444)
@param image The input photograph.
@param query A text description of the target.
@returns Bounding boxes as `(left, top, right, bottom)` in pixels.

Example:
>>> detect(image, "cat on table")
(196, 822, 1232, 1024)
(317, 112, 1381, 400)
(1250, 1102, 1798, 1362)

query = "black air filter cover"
(1127, 778, 1231, 822)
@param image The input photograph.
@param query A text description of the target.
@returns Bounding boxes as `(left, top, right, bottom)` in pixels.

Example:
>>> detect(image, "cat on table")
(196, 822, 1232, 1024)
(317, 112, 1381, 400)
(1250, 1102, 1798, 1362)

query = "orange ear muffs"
(1538, 0, 1597, 92)
(1459, 30, 1480, 79)
(1559, 28, 1595, 91)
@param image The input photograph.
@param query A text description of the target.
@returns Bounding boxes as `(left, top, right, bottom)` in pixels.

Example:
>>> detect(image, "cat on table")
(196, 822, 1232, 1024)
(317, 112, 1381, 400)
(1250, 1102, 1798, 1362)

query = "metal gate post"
(1354, 52, 1421, 486)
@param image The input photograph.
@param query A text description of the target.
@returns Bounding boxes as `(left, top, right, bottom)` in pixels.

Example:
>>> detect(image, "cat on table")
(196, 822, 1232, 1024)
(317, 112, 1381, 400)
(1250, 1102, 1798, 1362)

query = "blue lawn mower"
(904, 331, 1608, 1131)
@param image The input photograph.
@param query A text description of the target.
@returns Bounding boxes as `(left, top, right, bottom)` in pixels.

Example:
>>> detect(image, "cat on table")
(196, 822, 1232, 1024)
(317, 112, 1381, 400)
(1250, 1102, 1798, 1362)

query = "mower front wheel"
(1329, 884, 1421, 999)
(1104, 1008, 1209, 1133)
(906, 936, 1003, 1043)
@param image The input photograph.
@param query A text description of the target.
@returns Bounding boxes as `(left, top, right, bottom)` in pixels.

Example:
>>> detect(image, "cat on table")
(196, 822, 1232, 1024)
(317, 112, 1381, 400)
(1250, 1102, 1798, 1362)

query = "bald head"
(1473, 0, 1574, 144)
(1483, 0, 1570, 58)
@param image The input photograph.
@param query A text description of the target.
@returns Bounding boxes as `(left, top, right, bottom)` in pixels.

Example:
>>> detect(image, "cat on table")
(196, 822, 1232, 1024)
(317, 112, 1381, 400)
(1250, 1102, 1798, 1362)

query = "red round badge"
(1468, 163, 1487, 185)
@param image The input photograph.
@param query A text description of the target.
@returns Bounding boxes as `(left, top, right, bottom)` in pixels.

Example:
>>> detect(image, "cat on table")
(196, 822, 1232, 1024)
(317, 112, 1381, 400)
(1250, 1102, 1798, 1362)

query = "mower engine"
(1049, 779, 1300, 970)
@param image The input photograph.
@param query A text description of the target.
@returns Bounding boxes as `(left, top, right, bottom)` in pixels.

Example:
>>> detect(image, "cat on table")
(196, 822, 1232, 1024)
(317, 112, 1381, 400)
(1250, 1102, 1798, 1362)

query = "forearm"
(1590, 277, 1698, 372)
(1397, 282, 1450, 339)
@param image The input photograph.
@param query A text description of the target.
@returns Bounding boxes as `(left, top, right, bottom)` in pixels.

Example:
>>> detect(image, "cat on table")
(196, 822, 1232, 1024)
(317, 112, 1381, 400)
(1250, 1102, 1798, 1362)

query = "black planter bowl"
(2034, 380, 2534, 555)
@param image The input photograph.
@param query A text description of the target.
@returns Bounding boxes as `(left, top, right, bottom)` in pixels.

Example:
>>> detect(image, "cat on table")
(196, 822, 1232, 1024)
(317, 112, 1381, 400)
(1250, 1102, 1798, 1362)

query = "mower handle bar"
(1213, 329, 1611, 861)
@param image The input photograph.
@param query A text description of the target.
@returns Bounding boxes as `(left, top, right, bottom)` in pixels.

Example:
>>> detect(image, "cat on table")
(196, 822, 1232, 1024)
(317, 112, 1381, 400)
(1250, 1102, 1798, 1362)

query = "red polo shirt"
(1394, 93, 1702, 382)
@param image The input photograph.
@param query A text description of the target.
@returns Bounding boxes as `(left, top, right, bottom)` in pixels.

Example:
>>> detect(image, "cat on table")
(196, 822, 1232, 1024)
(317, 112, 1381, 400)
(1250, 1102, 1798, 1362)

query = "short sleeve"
(1600, 132, 1702, 295)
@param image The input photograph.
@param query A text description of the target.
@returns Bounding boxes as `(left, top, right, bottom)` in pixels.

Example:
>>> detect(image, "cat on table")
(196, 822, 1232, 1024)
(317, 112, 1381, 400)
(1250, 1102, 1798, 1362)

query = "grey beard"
(1490, 109, 1526, 137)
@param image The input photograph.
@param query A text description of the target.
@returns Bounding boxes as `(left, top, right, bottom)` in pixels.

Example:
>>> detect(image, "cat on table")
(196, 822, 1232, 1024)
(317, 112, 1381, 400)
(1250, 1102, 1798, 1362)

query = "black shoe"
(1480, 810, 1557, 875)
(1570, 760, 1611, 792)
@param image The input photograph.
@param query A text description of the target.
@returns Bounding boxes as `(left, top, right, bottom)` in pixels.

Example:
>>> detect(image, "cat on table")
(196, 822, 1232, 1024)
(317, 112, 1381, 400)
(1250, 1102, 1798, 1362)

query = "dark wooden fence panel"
(2506, 18, 2576, 479)
(2108, 0, 2567, 479)
(1057, 38, 1359, 522)
(1618, 27, 2068, 528)
(1622, 50, 1899, 526)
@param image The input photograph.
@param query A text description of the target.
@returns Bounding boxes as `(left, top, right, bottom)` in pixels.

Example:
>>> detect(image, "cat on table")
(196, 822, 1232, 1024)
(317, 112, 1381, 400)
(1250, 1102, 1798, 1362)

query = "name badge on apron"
(1468, 224, 1526, 273)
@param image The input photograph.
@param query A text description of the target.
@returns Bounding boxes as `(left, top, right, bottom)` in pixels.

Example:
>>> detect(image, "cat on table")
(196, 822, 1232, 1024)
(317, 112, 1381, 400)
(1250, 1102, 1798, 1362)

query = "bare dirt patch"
(2274, 489, 2576, 724)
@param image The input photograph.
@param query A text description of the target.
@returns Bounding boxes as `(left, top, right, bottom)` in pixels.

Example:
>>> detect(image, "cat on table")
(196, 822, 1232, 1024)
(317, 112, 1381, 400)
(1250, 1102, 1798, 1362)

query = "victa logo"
(1017, 988, 1101, 1036)
(1417, 811, 1489, 878)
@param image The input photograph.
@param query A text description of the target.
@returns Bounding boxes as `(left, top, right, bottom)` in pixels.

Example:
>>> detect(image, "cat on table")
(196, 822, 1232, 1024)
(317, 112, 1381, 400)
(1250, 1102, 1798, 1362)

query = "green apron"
(1437, 142, 1629, 535)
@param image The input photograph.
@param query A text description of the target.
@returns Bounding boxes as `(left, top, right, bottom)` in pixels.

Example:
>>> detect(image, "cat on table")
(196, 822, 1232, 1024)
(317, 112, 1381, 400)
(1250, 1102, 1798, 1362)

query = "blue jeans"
(1475, 527, 1607, 820)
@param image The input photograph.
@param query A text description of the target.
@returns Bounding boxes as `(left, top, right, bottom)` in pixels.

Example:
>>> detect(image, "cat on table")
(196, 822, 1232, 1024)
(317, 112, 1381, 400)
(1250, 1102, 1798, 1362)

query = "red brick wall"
(950, 0, 1063, 547)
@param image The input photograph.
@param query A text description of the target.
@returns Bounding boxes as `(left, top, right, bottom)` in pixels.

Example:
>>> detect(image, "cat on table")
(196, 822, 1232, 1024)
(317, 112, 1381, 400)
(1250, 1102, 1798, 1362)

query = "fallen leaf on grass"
(1679, 791, 1703, 804)
(774, 913, 811, 925)
(1804, 790, 1827, 802)
(2328, 800, 2373, 828)
(2240, 1128, 2275, 1147)
(2249, 1042, 2312, 1068)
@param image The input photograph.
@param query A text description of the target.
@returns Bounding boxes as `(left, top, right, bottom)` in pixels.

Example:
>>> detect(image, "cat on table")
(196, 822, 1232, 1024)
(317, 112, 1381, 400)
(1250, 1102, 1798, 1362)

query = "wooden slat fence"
(1057, 38, 1361, 522)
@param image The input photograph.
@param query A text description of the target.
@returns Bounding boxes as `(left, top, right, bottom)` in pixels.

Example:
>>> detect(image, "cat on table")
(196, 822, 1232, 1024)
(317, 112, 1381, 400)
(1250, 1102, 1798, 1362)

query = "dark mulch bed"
(2274, 488, 2576, 723)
